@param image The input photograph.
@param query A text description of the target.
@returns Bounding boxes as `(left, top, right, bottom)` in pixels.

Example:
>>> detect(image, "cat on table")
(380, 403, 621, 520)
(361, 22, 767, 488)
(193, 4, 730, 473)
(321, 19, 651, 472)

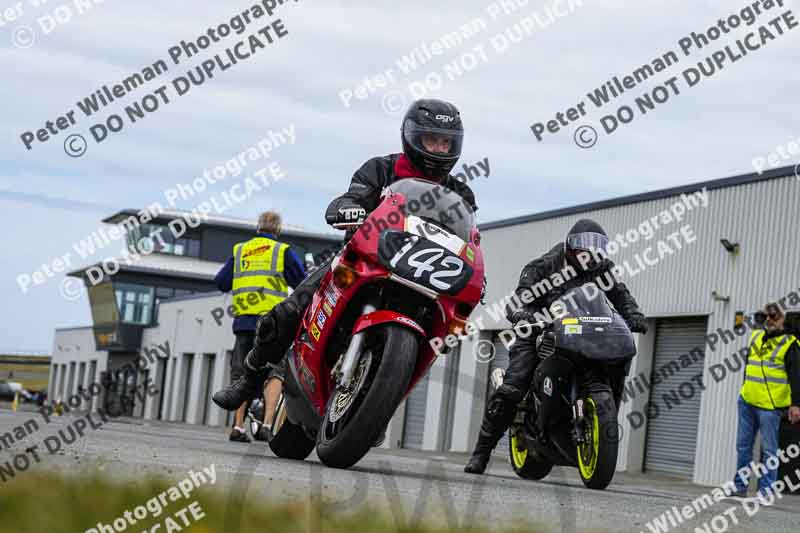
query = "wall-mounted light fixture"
(711, 290, 730, 302)
(720, 238, 740, 255)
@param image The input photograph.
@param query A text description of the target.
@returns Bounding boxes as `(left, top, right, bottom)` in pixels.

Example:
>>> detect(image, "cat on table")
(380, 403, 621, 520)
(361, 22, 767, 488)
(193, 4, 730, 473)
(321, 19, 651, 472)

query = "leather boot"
(213, 302, 301, 411)
(212, 350, 269, 410)
(465, 391, 518, 474)
(464, 426, 505, 474)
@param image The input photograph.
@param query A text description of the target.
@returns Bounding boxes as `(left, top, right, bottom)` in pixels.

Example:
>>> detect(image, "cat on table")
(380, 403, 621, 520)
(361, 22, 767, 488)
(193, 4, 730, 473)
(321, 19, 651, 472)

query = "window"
(124, 224, 201, 258)
(153, 287, 175, 325)
(114, 283, 155, 325)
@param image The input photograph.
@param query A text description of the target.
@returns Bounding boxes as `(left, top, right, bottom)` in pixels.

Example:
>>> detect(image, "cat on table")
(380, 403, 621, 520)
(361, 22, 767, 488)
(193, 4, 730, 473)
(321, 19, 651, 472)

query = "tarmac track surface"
(1, 410, 798, 533)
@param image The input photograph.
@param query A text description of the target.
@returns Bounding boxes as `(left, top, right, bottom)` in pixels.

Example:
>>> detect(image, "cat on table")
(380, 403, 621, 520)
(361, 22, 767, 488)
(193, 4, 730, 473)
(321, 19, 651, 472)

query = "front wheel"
(576, 391, 619, 490)
(316, 325, 418, 469)
(509, 427, 553, 480)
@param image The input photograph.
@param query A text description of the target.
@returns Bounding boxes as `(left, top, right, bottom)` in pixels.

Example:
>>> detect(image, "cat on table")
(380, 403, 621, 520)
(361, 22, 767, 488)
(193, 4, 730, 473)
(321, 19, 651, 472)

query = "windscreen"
(551, 283, 637, 361)
(383, 178, 475, 241)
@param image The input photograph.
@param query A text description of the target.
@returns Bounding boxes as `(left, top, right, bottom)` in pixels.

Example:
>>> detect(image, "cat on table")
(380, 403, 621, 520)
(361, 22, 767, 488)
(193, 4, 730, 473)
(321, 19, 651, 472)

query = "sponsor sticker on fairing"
(406, 215, 465, 254)
(578, 317, 612, 324)
(325, 286, 338, 306)
(465, 247, 475, 263)
(317, 310, 327, 328)
(310, 322, 321, 341)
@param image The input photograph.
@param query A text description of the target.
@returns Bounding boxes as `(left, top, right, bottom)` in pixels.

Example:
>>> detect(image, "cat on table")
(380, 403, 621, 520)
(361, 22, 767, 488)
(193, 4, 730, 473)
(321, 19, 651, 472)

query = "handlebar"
(331, 221, 363, 230)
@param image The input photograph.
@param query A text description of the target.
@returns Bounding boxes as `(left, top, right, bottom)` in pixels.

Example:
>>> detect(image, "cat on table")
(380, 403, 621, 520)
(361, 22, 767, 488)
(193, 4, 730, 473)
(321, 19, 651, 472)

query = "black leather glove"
(325, 199, 366, 228)
(549, 286, 565, 300)
(509, 310, 542, 326)
(626, 314, 648, 334)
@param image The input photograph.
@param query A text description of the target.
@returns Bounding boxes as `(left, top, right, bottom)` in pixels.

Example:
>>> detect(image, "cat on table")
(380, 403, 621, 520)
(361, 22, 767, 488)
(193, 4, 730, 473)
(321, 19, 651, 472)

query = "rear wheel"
(268, 392, 315, 460)
(268, 420, 315, 460)
(509, 427, 553, 480)
(316, 325, 417, 469)
(577, 391, 618, 490)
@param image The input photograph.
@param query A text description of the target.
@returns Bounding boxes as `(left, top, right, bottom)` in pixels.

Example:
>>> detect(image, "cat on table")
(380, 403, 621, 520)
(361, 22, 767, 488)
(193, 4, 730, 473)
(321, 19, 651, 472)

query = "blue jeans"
(733, 396, 783, 495)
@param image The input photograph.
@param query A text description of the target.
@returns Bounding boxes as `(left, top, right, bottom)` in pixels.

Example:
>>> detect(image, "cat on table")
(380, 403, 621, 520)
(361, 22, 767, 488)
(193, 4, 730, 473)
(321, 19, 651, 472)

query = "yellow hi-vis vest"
(740, 330, 797, 410)
(231, 236, 289, 316)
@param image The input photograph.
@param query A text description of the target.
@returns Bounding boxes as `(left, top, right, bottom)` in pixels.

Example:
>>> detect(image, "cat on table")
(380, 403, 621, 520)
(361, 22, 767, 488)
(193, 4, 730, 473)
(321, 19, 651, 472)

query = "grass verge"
(0, 470, 546, 533)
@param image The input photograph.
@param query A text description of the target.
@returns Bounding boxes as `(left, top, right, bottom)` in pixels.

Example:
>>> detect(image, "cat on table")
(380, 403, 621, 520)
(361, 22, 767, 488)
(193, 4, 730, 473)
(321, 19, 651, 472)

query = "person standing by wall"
(730, 303, 800, 501)
(215, 211, 306, 442)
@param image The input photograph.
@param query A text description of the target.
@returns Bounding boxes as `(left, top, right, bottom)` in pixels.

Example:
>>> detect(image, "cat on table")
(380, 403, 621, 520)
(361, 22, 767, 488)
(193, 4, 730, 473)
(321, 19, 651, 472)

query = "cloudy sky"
(2, 0, 799, 352)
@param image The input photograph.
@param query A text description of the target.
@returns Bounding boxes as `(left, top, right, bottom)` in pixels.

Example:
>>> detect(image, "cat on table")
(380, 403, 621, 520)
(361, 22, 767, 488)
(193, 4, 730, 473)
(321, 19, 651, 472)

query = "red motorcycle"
(266, 178, 484, 468)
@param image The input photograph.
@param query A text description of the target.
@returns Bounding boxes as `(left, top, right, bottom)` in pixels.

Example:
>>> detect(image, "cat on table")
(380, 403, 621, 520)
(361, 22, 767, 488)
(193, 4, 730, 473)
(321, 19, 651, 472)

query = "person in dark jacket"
(214, 211, 306, 442)
(464, 219, 648, 474)
(213, 98, 477, 412)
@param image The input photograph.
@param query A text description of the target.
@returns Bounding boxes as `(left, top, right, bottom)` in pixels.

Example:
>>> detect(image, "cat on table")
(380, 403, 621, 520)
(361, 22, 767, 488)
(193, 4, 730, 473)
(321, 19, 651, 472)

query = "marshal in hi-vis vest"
(740, 330, 798, 410)
(231, 236, 289, 316)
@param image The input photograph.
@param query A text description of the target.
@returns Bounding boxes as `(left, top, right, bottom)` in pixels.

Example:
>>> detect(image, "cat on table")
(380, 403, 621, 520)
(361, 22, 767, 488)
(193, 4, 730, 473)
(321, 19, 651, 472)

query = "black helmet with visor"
(401, 99, 463, 180)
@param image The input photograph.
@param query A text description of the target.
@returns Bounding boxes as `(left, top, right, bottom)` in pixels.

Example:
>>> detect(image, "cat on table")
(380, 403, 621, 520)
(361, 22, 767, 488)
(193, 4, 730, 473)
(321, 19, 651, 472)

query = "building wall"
(140, 292, 234, 427)
(449, 173, 800, 485)
(50, 327, 108, 412)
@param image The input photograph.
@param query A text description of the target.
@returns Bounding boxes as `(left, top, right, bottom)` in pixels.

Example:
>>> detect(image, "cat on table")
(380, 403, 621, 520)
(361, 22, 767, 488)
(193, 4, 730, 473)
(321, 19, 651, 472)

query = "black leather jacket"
(325, 154, 478, 224)
(506, 243, 645, 325)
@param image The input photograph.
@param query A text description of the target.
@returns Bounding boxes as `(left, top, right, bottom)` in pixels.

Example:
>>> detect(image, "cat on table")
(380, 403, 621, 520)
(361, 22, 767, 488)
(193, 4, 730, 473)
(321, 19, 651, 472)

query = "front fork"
(571, 381, 586, 446)
(334, 302, 377, 392)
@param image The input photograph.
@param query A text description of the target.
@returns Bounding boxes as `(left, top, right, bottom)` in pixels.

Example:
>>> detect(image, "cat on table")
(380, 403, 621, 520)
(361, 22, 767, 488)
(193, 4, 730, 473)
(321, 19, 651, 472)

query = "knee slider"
(487, 384, 522, 420)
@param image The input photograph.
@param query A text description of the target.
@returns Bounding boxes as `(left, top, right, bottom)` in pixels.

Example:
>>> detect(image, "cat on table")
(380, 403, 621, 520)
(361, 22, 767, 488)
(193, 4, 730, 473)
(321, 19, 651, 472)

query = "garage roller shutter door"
(490, 336, 511, 454)
(644, 317, 708, 478)
(402, 372, 430, 449)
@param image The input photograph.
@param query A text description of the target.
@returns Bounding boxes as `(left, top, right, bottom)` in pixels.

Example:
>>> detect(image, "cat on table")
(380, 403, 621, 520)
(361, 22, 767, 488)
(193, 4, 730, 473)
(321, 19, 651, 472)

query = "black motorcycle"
(500, 282, 637, 490)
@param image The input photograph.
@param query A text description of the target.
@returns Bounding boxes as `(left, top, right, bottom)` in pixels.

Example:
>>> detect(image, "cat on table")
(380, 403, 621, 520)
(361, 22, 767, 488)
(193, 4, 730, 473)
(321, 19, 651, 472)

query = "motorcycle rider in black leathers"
(213, 98, 477, 411)
(464, 219, 649, 474)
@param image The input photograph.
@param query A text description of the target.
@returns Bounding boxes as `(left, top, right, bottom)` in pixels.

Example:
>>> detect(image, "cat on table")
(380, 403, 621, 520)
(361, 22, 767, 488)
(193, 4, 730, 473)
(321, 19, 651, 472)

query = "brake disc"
(329, 351, 373, 424)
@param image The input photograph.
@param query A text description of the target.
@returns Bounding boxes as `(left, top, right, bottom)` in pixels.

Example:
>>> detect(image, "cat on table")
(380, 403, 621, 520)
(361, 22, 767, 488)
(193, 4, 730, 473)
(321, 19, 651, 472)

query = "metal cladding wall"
(474, 172, 800, 485)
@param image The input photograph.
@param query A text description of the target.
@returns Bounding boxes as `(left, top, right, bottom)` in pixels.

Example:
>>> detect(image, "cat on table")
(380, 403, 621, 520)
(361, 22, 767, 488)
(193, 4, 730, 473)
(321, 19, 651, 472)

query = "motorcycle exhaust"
(271, 393, 287, 437)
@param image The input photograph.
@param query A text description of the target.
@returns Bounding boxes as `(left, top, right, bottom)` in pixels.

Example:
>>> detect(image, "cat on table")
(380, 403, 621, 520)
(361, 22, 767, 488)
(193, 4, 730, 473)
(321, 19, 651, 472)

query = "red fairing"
(353, 310, 426, 336)
(289, 181, 484, 420)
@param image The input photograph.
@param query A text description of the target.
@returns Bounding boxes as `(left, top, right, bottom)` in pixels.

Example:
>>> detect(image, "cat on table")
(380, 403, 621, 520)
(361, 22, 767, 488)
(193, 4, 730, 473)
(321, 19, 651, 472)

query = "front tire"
(577, 391, 618, 490)
(316, 325, 418, 469)
(509, 427, 553, 480)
